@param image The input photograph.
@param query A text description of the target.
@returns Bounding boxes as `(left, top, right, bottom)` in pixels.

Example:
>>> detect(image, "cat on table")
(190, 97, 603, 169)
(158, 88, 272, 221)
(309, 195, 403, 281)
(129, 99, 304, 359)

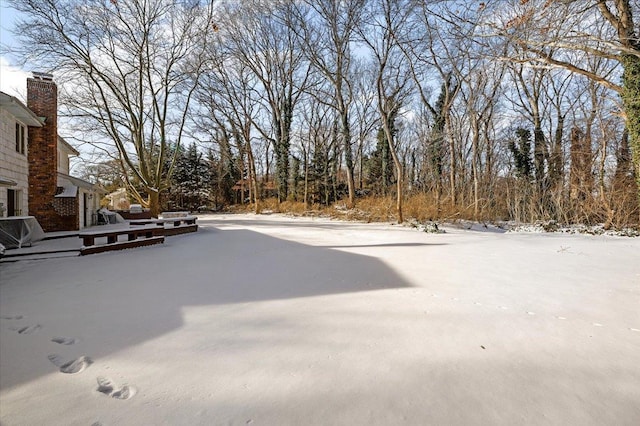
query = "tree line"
(9, 0, 639, 226)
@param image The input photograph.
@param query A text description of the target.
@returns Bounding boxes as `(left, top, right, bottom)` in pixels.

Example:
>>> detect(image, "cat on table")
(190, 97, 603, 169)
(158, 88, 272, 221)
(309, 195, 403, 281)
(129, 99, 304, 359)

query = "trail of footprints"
(97, 377, 137, 400)
(2, 314, 136, 402)
(10, 324, 42, 334)
(48, 354, 93, 374)
(1, 315, 24, 320)
(2, 296, 638, 407)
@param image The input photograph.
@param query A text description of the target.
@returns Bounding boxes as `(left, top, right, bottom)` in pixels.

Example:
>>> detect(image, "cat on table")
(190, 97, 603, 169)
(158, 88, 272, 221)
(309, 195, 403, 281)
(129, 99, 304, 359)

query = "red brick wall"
(53, 197, 78, 230)
(27, 77, 79, 232)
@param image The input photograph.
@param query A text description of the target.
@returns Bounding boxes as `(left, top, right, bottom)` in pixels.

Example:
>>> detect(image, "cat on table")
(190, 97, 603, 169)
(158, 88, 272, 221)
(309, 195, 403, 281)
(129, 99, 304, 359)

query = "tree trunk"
(549, 114, 564, 191)
(358, 138, 364, 190)
(343, 120, 356, 208)
(533, 122, 546, 193)
(471, 118, 480, 220)
(621, 54, 640, 212)
(147, 189, 160, 218)
(384, 127, 403, 223)
(446, 114, 456, 208)
(396, 169, 404, 223)
(246, 144, 260, 214)
(303, 142, 310, 208)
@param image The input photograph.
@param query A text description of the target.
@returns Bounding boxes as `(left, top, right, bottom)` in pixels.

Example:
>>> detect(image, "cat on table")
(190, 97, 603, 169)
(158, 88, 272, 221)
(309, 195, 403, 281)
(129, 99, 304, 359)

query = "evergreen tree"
(509, 128, 534, 181)
(428, 84, 447, 196)
(170, 143, 211, 210)
(206, 136, 240, 207)
(311, 140, 335, 205)
(367, 113, 397, 195)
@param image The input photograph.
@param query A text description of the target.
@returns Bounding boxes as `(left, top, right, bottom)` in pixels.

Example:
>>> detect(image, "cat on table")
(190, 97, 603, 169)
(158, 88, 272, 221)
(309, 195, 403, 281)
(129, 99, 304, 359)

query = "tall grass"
(229, 193, 512, 224)
(226, 190, 638, 229)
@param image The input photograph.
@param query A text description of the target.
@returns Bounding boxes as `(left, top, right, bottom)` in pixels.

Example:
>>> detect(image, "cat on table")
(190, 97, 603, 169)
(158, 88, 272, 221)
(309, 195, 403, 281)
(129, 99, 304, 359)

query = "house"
(0, 91, 42, 217)
(56, 135, 106, 229)
(105, 188, 130, 210)
(0, 73, 105, 231)
(26, 72, 105, 231)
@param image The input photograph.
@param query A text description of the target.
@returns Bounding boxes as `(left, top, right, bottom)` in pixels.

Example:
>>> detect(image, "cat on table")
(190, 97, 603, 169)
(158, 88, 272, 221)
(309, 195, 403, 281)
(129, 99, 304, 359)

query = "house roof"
(54, 184, 78, 198)
(106, 188, 128, 198)
(58, 136, 80, 156)
(57, 172, 108, 194)
(0, 92, 43, 127)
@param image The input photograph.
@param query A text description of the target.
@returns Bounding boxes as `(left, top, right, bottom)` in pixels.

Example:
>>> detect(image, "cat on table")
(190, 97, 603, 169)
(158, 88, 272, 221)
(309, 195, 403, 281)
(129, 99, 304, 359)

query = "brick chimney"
(27, 72, 60, 231)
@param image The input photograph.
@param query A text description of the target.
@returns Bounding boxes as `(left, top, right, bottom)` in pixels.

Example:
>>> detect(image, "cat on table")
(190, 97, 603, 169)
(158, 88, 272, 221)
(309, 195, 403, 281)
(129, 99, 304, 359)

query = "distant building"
(105, 188, 130, 211)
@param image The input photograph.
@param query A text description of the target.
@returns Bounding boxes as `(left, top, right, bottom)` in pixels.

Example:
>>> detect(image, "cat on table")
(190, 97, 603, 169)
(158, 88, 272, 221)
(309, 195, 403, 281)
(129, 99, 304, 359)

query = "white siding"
(77, 187, 102, 229)
(0, 108, 30, 217)
(57, 143, 72, 174)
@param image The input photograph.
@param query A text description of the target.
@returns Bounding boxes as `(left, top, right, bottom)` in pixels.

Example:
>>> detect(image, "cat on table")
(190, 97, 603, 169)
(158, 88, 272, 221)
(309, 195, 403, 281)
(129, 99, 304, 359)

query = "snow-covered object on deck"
(0, 216, 46, 249)
(97, 208, 125, 225)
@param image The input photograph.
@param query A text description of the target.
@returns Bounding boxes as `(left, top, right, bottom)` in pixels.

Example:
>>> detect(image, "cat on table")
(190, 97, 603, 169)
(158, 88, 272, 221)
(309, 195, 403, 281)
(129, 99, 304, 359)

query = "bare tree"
(221, 1, 312, 203)
(10, 0, 214, 215)
(459, 60, 506, 220)
(350, 58, 379, 191)
(403, 2, 469, 211)
(358, 0, 415, 223)
(297, 96, 336, 206)
(293, 0, 366, 207)
(195, 44, 263, 213)
(422, 3, 508, 219)
(484, 0, 640, 209)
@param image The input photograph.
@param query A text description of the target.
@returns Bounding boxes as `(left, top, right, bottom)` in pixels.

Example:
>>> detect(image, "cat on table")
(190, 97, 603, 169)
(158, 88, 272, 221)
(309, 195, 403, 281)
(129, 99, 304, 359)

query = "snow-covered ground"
(1, 213, 639, 425)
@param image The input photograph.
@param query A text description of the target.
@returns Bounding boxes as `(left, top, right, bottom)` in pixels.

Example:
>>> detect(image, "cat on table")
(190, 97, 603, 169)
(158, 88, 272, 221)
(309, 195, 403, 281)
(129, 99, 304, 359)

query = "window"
(15, 123, 25, 154)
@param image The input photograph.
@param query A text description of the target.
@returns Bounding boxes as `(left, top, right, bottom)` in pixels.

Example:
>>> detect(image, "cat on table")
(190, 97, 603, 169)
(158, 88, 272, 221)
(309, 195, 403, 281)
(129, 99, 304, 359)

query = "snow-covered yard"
(1, 213, 639, 425)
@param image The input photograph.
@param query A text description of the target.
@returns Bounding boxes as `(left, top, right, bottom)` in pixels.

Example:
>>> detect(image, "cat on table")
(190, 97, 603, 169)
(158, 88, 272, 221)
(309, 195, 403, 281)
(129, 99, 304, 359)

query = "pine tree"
(170, 143, 210, 210)
(366, 114, 396, 196)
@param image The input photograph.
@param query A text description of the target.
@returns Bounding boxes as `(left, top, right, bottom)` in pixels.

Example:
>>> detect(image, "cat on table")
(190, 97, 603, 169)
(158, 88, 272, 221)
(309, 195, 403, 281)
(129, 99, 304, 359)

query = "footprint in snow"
(51, 337, 80, 345)
(96, 377, 136, 400)
(48, 354, 93, 374)
(10, 324, 42, 334)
